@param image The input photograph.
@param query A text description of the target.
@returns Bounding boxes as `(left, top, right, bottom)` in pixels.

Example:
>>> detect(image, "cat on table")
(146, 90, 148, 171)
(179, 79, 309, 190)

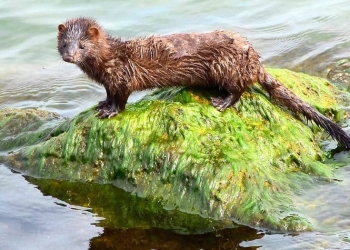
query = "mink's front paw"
(96, 100, 111, 111)
(96, 106, 119, 119)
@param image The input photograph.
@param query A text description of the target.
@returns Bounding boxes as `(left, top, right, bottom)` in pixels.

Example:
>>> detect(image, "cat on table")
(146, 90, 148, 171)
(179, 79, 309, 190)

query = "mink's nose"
(62, 55, 74, 63)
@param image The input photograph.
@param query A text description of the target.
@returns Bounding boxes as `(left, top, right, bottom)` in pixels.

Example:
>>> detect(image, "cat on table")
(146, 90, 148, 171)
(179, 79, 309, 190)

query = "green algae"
(2, 68, 349, 231)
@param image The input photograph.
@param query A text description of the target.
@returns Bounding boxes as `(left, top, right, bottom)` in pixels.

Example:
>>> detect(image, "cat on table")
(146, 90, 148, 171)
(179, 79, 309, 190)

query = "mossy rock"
(2, 68, 349, 231)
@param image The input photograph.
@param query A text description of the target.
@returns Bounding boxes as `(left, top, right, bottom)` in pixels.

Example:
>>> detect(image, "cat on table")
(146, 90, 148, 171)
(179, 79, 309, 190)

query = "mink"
(57, 17, 350, 148)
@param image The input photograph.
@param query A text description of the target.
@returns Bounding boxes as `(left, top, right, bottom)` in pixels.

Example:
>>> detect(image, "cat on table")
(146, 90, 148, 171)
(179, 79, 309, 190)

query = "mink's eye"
(62, 43, 67, 48)
(79, 44, 85, 49)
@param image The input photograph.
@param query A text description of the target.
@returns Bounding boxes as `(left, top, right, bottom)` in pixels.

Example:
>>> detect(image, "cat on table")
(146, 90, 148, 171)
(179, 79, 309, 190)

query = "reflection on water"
(0, 165, 103, 250)
(89, 227, 261, 250)
(1, 0, 350, 249)
(24, 175, 262, 249)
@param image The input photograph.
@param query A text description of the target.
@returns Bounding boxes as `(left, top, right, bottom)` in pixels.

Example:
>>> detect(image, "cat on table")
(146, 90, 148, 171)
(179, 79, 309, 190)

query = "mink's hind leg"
(211, 87, 245, 112)
(211, 95, 237, 111)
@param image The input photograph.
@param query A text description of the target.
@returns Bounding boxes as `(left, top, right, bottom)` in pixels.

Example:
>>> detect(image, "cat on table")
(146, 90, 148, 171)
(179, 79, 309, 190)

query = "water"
(0, 165, 103, 250)
(1, 1, 350, 249)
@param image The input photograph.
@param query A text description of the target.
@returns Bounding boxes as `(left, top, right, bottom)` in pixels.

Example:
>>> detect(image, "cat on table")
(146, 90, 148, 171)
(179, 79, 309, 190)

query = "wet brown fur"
(57, 17, 350, 148)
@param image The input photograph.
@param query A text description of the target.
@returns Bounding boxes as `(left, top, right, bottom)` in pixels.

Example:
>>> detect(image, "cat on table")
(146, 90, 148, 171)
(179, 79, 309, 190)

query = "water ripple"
(0, 63, 106, 117)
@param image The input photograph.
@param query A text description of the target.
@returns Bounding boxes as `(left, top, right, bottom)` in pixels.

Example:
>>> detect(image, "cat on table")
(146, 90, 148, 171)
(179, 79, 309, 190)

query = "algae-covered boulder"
(2, 69, 349, 231)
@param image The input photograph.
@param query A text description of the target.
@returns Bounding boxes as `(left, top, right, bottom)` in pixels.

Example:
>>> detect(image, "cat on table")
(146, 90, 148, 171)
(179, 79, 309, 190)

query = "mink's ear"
(58, 24, 66, 33)
(88, 27, 99, 39)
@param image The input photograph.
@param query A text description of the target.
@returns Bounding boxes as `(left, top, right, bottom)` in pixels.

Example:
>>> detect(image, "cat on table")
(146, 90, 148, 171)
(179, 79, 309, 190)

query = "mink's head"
(57, 17, 106, 65)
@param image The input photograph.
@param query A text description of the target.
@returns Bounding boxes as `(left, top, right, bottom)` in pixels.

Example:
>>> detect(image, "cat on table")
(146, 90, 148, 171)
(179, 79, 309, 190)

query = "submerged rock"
(327, 58, 350, 86)
(1, 69, 349, 231)
(0, 108, 65, 151)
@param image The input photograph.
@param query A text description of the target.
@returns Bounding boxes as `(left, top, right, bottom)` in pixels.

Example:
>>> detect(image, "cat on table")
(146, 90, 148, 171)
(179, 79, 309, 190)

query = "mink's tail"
(258, 70, 350, 149)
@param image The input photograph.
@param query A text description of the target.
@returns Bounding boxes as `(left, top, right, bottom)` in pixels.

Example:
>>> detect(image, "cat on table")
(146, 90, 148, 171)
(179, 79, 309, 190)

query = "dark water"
(1, 1, 350, 249)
